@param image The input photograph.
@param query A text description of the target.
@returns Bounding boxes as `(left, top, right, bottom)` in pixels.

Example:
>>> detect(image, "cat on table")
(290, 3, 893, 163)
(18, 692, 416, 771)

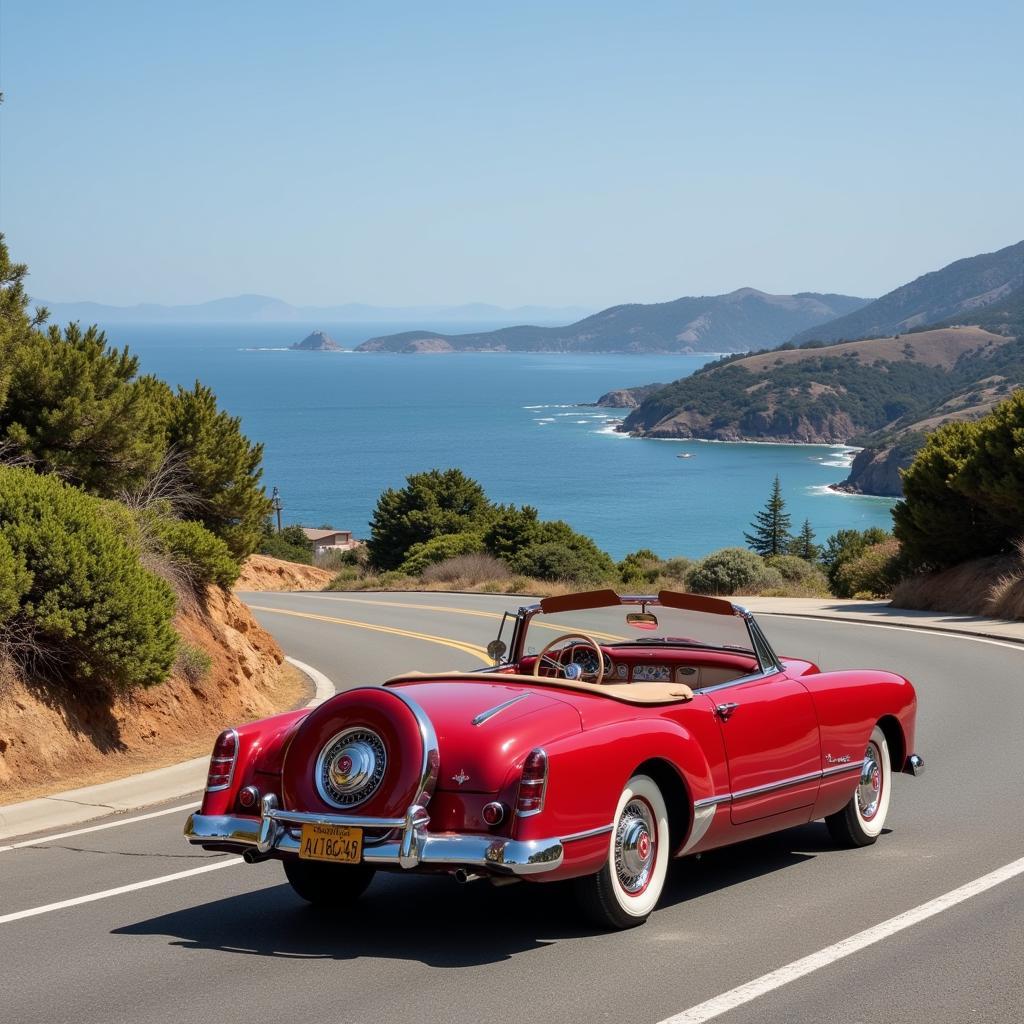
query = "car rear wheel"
(826, 725, 892, 848)
(283, 858, 376, 908)
(574, 774, 670, 930)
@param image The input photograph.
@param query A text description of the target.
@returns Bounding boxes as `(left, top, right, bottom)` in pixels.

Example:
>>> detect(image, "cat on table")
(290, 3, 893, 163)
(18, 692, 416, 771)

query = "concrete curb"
(0, 656, 335, 843)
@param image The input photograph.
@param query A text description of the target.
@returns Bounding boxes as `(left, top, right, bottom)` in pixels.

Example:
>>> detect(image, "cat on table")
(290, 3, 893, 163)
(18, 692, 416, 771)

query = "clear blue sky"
(1, 1, 1021, 307)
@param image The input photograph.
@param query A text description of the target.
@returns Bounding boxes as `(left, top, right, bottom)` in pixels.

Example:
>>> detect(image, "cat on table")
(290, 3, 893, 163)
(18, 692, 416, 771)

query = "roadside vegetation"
(0, 235, 272, 692)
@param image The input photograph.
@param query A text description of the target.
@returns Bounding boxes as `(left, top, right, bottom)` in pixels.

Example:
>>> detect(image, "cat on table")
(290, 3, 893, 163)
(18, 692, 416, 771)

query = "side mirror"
(487, 639, 507, 663)
(626, 612, 659, 631)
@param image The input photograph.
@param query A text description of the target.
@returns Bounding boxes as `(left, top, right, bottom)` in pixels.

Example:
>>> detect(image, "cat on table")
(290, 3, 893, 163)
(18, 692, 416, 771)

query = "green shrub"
(148, 515, 240, 589)
(618, 549, 665, 587)
(176, 642, 213, 684)
(400, 532, 485, 576)
(259, 524, 313, 564)
(835, 539, 903, 598)
(511, 520, 616, 583)
(821, 528, 892, 594)
(687, 547, 767, 595)
(0, 533, 30, 623)
(661, 557, 693, 583)
(766, 554, 822, 583)
(0, 465, 177, 687)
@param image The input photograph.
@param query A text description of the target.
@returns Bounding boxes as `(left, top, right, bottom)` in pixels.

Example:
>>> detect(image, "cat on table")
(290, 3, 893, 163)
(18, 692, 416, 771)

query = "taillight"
(206, 729, 238, 792)
(516, 748, 547, 816)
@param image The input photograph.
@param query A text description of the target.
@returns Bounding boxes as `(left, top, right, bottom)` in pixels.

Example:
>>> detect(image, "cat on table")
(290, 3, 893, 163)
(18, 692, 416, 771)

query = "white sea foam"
(594, 425, 630, 437)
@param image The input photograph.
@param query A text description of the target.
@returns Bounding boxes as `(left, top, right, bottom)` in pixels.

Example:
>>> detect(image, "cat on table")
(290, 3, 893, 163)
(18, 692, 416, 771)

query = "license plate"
(298, 823, 363, 864)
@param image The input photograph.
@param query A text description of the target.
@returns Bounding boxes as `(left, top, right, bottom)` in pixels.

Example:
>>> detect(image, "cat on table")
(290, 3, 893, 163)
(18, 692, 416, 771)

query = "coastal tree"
(0, 323, 170, 494)
(789, 519, 820, 562)
(821, 527, 892, 593)
(164, 382, 272, 559)
(891, 420, 1005, 569)
(744, 476, 793, 557)
(482, 503, 540, 561)
(367, 468, 491, 570)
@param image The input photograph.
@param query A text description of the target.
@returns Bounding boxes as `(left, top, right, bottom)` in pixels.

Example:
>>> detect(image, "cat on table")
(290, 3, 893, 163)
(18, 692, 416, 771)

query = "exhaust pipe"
(242, 848, 271, 864)
(454, 869, 484, 884)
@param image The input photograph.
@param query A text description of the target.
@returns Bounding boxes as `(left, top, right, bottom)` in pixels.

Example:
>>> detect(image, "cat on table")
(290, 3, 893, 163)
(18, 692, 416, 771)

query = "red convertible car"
(185, 590, 923, 929)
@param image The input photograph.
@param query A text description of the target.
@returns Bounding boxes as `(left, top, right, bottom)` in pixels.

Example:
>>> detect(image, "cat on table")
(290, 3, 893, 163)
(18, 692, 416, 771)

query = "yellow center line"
(311, 594, 626, 642)
(248, 605, 493, 665)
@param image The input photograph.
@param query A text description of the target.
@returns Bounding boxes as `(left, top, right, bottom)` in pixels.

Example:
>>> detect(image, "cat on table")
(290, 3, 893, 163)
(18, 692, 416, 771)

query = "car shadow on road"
(113, 823, 839, 967)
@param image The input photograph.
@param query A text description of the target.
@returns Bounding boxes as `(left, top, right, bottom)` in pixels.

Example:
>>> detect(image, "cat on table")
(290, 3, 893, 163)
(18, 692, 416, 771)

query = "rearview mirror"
(626, 612, 659, 631)
(487, 639, 507, 662)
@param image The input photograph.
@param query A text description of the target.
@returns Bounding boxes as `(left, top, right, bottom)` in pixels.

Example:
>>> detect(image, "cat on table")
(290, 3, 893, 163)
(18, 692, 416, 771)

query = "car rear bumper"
(184, 795, 564, 876)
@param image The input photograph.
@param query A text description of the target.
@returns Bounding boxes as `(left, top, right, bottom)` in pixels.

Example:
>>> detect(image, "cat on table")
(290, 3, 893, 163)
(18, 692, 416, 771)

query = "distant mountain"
(789, 240, 1024, 345)
(37, 294, 594, 325)
(289, 330, 342, 351)
(355, 289, 871, 354)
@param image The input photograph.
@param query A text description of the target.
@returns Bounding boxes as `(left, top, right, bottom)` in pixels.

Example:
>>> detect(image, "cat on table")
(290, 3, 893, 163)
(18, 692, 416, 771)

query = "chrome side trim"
(472, 694, 530, 727)
(560, 824, 614, 843)
(692, 759, 866, 808)
(694, 667, 785, 695)
(822, 759, 867, 779)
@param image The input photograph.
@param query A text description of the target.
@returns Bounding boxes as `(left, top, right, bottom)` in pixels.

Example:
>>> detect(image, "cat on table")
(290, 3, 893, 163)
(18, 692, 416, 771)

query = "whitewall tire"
(574, 774, 670, 929)
(826, 725, 892, 847)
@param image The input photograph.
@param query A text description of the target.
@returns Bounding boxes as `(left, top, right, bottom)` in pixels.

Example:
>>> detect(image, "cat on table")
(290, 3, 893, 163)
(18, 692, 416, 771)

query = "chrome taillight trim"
(205, 728, 239, 793)
(515, 747, 548, 818)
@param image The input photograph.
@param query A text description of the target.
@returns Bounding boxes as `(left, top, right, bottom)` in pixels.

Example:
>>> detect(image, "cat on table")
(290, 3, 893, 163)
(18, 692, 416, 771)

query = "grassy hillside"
(621, 326, 1016, 442)
(789, 239, 1024, 344)
(356, 289, 870, 355)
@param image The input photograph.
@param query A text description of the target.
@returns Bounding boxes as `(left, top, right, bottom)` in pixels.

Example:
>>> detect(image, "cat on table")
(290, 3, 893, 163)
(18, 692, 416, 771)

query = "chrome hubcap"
(857, 742, 883, 820)
(317, 728, 387, 807)
(615, 799, 656, 895)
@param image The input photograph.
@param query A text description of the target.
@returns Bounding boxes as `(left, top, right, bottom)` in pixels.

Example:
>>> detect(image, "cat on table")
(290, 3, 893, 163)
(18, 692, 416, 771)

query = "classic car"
(185, 589, 924, 929)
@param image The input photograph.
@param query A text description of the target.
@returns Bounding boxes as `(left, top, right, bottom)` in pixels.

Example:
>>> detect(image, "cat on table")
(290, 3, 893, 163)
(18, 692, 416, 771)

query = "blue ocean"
(98, 322, 896, 560)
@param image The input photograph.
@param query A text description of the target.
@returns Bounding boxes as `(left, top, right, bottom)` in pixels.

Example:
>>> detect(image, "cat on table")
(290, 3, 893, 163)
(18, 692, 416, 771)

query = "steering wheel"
(532, 632, 606, 685)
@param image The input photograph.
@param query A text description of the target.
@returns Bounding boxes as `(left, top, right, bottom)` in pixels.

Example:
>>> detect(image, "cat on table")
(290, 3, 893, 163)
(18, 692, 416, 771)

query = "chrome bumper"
(905, 753, 925, 777)
(184, 795, 564, 876)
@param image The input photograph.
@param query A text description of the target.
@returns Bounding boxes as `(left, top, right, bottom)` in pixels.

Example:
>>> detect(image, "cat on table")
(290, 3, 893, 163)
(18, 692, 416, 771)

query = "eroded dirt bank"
(0, 587, 309, 804)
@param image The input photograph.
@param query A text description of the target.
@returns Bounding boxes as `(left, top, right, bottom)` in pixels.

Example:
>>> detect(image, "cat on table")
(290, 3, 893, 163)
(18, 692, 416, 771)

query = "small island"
(290, 330, 342, 351)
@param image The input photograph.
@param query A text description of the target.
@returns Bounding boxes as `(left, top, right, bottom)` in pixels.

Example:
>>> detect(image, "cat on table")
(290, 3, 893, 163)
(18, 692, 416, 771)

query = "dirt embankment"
(0, 587, 310, 804)
(236, 553, 334, 592)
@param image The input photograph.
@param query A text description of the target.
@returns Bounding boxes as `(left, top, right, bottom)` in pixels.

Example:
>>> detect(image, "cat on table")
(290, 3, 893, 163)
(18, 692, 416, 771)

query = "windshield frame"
(500, 591, 783, 678)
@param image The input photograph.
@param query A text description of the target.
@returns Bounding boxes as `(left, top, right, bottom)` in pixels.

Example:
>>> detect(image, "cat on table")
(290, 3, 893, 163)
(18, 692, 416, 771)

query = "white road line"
(763, 612, 1024, 652)
(0, 802, 198, 853)
(287, 655, 337, 705)
(0, 858, 242, 925)
(658, 855, 1024, 1024)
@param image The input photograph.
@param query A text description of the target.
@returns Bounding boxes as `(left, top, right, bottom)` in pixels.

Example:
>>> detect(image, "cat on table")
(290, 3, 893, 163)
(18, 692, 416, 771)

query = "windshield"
(515, 602, 754, 659)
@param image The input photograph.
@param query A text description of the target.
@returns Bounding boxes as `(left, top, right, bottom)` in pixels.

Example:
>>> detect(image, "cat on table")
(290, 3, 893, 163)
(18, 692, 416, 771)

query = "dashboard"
(558, 644, 750, 688)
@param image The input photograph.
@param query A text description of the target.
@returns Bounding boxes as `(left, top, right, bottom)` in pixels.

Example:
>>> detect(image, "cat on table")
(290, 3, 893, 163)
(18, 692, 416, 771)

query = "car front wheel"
(574, 774, 670, 930)
(283, 858, 376, 908)
(826, 725, 892, 847)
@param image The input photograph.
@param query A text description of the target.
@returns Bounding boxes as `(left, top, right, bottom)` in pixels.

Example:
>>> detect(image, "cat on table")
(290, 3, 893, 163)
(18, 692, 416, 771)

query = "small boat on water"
(677, 452, 694, 459)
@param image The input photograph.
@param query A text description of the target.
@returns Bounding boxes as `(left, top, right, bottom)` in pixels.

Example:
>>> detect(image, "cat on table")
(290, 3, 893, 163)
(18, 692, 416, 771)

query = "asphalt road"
(2, 591, 1022, 1024)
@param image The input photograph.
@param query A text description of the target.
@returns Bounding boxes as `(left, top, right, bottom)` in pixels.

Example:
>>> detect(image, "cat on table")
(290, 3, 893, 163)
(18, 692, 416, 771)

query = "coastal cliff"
(831, 445, 909, 497)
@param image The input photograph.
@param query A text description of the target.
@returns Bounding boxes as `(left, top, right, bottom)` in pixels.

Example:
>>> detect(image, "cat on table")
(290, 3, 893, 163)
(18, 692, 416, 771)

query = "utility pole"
(271, 486, 284, 533)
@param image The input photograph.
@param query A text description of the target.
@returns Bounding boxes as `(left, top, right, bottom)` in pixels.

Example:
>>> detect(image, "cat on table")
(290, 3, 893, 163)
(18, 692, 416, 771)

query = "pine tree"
(744, 475, 793, 556)
(789, 519, 820, 561)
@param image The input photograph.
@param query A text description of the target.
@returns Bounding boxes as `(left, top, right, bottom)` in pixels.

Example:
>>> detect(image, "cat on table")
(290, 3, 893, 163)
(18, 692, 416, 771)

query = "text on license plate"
(298, 823, 363, 863)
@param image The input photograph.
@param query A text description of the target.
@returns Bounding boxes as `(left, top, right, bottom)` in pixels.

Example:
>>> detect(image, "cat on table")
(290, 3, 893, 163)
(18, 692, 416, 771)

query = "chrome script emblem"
(451, 769, 470, 786)
(825, 753, 851, 764)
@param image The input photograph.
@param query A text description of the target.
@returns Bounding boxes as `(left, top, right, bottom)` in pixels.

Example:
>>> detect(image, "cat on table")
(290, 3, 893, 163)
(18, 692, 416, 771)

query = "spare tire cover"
(282, 687, 437, 818)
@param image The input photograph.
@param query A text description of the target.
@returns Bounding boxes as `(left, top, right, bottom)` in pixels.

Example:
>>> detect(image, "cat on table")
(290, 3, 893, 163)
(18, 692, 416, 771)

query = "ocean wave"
(820, 458, 854, 468)
(594, 425, 630, 437)
(523, 404, 575, 409)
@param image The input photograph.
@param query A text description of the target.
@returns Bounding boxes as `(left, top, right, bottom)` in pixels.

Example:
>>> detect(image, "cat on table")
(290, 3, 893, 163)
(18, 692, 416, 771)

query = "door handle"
(715, 702, 739, 721)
